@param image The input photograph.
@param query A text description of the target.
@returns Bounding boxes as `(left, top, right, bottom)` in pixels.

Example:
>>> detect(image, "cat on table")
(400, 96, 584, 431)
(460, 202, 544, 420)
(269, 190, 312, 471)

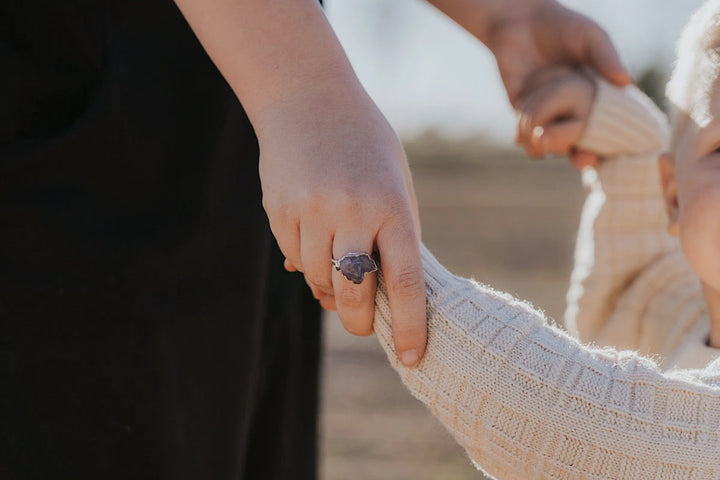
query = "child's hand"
(515, 67, 597, 163)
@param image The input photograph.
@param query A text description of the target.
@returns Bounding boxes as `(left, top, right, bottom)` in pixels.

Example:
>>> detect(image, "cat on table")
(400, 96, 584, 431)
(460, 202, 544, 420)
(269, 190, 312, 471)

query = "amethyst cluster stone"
(332, 252, 378, 284)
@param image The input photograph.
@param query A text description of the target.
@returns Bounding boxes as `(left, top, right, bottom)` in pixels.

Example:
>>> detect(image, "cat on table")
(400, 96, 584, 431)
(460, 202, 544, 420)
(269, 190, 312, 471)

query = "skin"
(427, 0, 630, 106)
(514, 67, 596, 159)
(660, 97, 720, 348)
(515, 66, 720, 349)
(173, 0, 630, 367)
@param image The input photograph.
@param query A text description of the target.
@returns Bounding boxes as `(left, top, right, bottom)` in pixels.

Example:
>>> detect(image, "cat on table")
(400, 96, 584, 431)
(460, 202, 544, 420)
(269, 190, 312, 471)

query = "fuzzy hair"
(667, 0, 720, 151)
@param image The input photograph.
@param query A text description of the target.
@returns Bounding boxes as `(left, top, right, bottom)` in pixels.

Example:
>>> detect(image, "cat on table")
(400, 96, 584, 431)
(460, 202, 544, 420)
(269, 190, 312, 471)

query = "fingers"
(517, 83, 577, 156)
(375, 214, 427, 367)
(531, 120, 586, 156)
(587, 28, 632, 87)
(318, 293, 337, 311)
(268, 214, 303, 272)
(283, 258, 298, 272)
(304, 274, 337, 310)
(517, 95, 544, 156)
(331, 231, 378, 338)
(516, 73, 595, 158)
(300, 222, 334, 295)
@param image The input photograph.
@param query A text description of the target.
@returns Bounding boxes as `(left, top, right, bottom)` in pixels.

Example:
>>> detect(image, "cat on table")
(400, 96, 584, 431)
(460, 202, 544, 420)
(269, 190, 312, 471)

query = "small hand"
(514, 66, 598, 168)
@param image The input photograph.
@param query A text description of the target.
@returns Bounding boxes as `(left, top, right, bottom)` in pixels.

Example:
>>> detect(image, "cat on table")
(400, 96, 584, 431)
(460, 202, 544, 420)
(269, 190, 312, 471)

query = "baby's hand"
(515, 67, 597, 165)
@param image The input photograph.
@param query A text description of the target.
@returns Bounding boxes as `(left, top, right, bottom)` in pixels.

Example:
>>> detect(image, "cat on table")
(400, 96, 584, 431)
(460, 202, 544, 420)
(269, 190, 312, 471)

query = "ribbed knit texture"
(373, 80, 720, 479)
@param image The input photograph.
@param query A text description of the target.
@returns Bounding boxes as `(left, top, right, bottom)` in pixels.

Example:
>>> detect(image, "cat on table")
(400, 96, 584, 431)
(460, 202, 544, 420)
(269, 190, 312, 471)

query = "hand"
(256, 80, 426, 367)
(486, 0, 631, 107)
(174, 0, 426, 365)
(515, 66, 596, 159)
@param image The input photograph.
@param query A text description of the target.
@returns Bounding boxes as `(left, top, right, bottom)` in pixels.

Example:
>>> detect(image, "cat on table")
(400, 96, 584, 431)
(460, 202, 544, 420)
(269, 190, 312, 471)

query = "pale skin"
(173, 0, 630, 367)
(659, 97, 720, 348)
(515, 67, 720, 349)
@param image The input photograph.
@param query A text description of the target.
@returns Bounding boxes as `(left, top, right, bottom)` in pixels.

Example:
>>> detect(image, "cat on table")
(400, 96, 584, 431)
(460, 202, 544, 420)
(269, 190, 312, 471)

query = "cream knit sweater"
(373, 80, 720, 479)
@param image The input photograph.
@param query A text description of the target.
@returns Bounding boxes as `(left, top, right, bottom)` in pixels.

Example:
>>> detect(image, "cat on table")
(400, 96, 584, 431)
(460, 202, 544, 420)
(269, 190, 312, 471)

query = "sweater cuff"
(578, 78, 669, 157)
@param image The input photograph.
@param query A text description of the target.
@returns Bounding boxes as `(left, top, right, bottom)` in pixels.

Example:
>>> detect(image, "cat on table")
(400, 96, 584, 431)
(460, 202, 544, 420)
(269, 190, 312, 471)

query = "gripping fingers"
(300, 223, 334, 296)
(538, 121, 586, 156)
(269, 215, 303, 272)
(519, 81, 592, 157)
(331, 231, 378, 337)
(304, 275, 337, 310)
(375, 215, 427, 367)
(283, 258, 298, 272)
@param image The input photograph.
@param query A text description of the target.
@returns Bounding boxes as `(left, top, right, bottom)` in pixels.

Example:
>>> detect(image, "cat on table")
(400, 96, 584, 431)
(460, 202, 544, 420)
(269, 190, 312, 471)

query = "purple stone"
(335, 253, 378, 284)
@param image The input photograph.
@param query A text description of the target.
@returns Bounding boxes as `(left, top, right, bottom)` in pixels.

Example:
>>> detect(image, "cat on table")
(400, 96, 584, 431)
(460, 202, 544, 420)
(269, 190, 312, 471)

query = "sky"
(325, 0, 706, 143)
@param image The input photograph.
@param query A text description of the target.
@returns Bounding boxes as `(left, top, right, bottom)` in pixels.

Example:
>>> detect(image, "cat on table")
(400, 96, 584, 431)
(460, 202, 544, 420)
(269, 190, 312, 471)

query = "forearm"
(424, 0, 554, 47)
(173, 0, 367, 129)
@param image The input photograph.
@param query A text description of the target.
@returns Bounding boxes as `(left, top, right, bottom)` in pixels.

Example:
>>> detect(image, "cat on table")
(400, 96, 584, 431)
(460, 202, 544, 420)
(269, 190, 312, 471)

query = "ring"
(331, 252, 378, 285)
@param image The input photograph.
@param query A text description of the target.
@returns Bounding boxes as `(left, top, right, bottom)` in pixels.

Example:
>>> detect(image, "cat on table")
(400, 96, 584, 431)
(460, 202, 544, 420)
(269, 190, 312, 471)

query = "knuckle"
(383, 192, 411, 215)
(395, 328, 427, 351)
(302, 193, 327, 216)
(334, 190, 362, 211)
(337, 286, 365, 309)
(302, 190, 362, 218)
(390, 268, 425, 298)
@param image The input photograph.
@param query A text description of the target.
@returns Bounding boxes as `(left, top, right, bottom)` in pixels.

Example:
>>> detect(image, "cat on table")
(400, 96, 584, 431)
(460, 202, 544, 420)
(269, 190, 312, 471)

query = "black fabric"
(0, 1, 322, 478)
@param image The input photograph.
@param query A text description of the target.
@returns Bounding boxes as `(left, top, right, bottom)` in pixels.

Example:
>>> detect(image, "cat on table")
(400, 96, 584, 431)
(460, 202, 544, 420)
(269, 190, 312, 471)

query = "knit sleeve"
(564, 79, 677, 345)
(576, 79, 668, 157)
(374, 245, 720, 480)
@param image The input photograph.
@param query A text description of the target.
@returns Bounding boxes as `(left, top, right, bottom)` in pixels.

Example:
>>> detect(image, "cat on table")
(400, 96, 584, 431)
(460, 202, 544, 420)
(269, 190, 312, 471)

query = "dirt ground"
(319, 148, 586, 480)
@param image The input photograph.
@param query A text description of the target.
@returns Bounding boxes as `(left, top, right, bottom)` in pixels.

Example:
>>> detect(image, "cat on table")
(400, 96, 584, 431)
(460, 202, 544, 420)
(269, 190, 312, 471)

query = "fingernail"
(532, 126, 544, 142)
(400, 349, 419, 367)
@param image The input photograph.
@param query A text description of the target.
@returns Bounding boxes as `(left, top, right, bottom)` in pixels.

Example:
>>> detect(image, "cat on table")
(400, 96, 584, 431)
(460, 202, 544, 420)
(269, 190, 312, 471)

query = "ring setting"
(331, 252, 378, 284)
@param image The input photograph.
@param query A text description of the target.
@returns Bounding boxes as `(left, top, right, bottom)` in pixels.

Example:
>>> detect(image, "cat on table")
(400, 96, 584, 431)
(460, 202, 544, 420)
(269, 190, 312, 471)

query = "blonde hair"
(667, 0, 720, 151)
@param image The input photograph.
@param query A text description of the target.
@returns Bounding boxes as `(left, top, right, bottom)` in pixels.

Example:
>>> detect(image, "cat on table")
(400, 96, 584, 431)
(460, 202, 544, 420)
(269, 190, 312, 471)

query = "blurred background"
(318, 1, 705, 479)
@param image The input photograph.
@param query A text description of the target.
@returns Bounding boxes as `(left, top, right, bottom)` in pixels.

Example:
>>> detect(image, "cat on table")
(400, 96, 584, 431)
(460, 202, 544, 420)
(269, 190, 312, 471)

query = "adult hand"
(255, 79, 426, 367)
(174, 0, 426, 366)
(427, 0, 625, 165)
(484, 0, 632, 107)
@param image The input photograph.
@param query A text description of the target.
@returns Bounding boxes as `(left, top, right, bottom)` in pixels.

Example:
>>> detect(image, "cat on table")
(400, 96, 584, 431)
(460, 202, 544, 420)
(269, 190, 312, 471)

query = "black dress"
(1, 1, 321, 478)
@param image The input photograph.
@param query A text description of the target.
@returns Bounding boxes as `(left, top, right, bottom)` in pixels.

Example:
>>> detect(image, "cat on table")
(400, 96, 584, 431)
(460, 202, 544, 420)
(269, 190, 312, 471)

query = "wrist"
(246, 60, 361, 128)
(482, 0, 558, 51)
(253, 72, 391, 149)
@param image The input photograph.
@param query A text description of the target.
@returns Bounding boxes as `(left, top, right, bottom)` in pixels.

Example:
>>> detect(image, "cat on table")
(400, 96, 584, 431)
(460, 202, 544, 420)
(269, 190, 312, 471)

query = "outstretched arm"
(374, 245, 720, 480)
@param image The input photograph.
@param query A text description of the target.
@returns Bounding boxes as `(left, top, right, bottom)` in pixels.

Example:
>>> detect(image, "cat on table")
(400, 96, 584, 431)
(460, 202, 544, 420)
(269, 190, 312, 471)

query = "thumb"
(588, 30, 632, 87)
